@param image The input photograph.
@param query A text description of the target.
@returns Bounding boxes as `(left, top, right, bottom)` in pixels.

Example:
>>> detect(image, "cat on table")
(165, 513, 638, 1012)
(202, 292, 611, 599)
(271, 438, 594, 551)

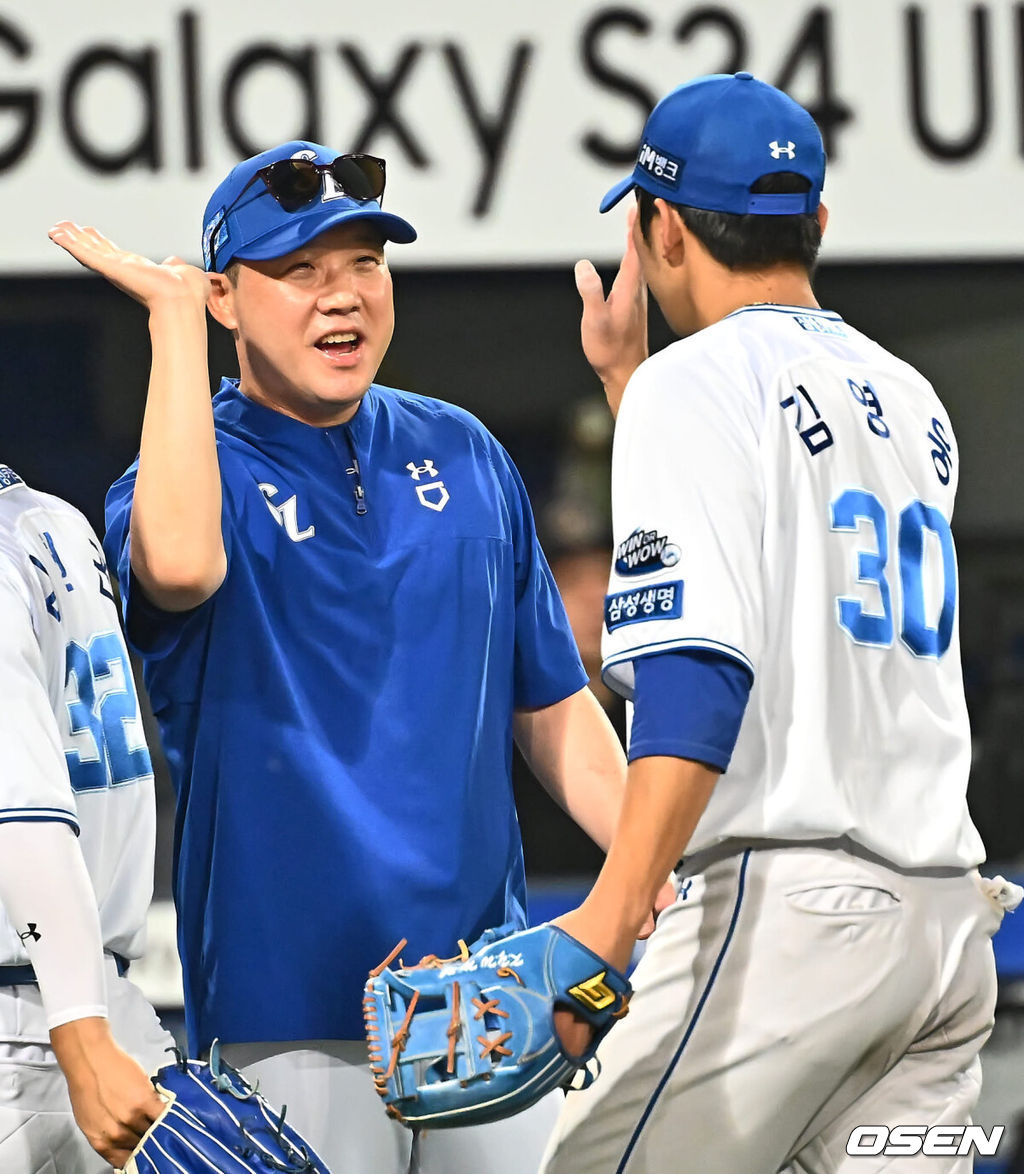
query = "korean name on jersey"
(602, 306, 982, 871)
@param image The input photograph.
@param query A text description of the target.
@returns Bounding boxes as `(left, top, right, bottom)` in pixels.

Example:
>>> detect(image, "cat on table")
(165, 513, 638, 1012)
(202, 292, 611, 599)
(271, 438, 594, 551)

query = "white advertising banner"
(0, 0, 1021, 271)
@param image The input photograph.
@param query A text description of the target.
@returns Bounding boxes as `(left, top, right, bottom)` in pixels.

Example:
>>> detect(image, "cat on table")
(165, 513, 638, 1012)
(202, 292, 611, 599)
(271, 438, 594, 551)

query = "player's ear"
(816, 201, 829, 237)
(206, 272, 238, 331)
(653, 198, 686, 267)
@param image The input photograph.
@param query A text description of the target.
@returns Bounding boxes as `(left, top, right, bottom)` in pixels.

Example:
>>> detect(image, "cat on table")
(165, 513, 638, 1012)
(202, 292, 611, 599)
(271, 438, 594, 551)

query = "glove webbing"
(366, 944, 530, 1094)
(446, 981, 461, 1074)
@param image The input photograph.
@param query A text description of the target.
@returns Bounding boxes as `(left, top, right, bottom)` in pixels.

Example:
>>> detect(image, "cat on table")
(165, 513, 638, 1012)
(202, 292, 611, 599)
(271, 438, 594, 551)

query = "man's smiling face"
(220, 221, 395, 427)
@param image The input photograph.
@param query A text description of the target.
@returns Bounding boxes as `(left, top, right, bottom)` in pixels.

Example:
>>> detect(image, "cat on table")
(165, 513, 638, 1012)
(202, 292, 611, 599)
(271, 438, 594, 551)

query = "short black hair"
(636, 172, 822, 272)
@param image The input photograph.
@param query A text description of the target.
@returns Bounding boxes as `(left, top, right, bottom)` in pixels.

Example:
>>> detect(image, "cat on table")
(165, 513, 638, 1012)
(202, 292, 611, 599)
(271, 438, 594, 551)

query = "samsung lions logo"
(258, 483, 315, 542)
(286, 148, 345, 205)
(615, 528, 680, 576)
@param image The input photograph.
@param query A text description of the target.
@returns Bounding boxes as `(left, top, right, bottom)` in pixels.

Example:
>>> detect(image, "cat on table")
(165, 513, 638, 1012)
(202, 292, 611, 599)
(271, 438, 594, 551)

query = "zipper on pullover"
(325, 427, 368, 516)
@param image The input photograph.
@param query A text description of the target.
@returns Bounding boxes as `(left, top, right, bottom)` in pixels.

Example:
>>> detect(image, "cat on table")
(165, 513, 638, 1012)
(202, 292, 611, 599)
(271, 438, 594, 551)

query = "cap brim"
(233, 205, 417, 264)
(599, 176, 637, 213)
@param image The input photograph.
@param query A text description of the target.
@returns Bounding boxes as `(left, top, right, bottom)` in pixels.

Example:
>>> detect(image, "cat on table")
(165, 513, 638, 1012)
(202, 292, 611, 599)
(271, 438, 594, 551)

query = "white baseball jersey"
(602, 304, 984, 870)
(0, 468, 155, 966)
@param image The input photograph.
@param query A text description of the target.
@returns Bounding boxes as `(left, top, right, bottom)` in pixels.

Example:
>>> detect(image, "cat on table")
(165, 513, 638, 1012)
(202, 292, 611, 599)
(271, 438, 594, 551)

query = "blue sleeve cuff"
(628, 649, 753, 772)
(0, 809, 80, 836)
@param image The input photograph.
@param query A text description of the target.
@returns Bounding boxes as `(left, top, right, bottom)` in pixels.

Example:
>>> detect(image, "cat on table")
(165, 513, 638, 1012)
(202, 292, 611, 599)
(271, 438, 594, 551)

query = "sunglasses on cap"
(208, 153, 387, 269)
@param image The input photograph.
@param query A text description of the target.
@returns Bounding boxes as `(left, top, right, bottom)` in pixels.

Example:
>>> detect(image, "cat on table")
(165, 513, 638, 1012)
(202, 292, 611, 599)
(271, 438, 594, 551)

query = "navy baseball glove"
(121, 1043, 331, 1173)
(363, 923, 631, 1129)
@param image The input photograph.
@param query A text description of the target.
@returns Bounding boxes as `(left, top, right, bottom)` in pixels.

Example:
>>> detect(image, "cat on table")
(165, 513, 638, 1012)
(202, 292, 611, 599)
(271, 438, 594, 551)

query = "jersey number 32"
(64, 632, 154, 792)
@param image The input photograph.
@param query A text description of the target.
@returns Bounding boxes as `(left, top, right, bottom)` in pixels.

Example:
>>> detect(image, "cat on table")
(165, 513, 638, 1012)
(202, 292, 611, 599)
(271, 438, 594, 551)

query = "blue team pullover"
(105, 380, 586, 1054)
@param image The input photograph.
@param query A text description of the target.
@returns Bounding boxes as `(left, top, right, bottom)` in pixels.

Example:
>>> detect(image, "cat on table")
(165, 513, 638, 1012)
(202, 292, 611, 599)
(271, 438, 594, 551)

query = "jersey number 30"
(65, 632, 153, 792)
(830, 489, 956, 658)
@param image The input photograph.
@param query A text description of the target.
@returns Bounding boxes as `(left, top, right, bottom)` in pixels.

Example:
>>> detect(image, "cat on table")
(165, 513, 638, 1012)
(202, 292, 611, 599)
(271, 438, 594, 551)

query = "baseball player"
(48, 141, 628, 1173)
(0, 466, 175, 1171)
(541, 73, 1022, 1173)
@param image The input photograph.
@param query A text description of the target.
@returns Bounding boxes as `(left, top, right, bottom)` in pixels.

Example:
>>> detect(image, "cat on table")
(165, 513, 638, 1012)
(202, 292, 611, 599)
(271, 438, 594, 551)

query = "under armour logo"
(258, 483, 316, 542)
(18, 923, 41, 944)
(406, 460, 439, 482)
(405, 459, 450, 512)
(769, 140, 796, 159)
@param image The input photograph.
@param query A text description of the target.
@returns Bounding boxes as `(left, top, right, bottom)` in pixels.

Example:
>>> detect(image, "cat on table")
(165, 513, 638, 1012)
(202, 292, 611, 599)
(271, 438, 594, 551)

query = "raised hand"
(48, 222, 211, 312)
(574, 206, 649, 418)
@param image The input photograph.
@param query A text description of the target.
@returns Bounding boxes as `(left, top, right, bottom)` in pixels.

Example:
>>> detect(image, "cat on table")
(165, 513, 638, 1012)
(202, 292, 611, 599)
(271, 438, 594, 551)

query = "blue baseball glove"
(363, 923, 631, 1129)
(121, 1043, 331, 1173)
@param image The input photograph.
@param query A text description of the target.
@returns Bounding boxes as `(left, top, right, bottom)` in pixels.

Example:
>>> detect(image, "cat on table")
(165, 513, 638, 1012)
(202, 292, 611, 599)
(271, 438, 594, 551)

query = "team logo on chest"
(406, 459, 450, 512)
(258, 483, 316, 542)
(615, 528, 680, 576)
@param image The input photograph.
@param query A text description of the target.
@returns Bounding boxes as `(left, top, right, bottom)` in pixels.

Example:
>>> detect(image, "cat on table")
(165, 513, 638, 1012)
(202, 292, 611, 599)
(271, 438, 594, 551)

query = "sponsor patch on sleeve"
(615, 528, 681, 576)
(605, 581, 683, 631)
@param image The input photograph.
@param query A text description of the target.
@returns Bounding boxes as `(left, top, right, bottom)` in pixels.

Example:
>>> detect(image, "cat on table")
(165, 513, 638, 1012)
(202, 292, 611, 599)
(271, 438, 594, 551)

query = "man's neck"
(237, 377, 366, 429)
(692, 264, 819, 332)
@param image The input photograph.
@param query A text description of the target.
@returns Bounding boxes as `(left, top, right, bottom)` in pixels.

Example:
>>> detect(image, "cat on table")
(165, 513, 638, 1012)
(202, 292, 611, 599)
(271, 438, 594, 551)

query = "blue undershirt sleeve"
(629, 649, 753, 772)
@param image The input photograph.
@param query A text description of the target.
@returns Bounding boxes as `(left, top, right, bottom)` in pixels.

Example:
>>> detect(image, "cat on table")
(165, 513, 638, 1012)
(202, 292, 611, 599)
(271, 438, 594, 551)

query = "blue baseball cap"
(202, 140, 417, 272)
(600, 72, 825, 216)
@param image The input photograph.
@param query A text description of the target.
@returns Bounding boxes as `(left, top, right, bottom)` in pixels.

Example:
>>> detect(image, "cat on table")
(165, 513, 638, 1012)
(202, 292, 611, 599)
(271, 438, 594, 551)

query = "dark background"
(3, 257, 1023, 892)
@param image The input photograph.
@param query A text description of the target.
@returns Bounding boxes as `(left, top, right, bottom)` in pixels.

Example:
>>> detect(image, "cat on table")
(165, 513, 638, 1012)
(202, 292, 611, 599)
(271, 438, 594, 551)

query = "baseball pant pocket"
(784, 882, 900, 915)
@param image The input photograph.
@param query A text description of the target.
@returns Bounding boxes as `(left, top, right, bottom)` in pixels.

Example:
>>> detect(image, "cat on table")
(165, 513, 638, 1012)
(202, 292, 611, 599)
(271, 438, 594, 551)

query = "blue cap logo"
(201, 141, 416, 272)
(600, 73, 825, 217)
